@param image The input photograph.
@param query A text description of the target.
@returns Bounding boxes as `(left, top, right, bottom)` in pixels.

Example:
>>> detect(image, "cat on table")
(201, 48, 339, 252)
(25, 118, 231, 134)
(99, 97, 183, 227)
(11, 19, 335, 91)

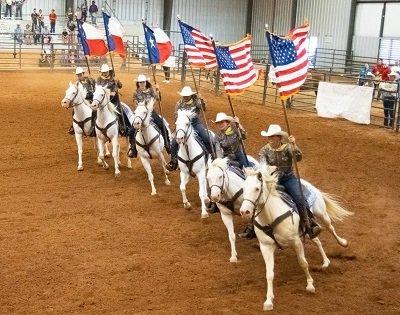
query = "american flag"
(266, 23, 310, 100)
(178, 20, 216, 69)
(215, 35, 258, 95)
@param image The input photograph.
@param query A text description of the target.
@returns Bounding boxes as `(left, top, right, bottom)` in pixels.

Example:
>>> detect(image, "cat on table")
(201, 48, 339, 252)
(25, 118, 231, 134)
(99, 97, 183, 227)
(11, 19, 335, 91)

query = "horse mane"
(210, 157, 229, 171)
(76, 82, 88, 99)
(245, 164, 281, 198)
(177, 108, 195, 120)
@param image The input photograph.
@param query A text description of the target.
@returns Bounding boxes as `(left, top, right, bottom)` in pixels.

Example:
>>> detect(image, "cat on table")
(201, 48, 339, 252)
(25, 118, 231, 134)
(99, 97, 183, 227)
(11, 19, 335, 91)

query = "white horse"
(133, 97, 171, 195)
(61, 82, 111, 170)
(91, 84, 126, 177)
(240, 165, 353, 311)
(175, 109, 212, 219)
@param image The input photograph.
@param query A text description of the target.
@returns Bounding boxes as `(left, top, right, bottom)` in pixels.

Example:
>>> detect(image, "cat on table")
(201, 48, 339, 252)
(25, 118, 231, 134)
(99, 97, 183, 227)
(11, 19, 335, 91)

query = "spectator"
(14, 24, 23, 44)
(15, 0, 24, 20)
(32, 23, 40, 44)
(49, 9, 57, 34)
(38, 9, 44, 31)
(391, 60, 400, 80)
(379, 71, 398, 128)
(89, 1, 98, 25)
(162, 55, 175, 83)
(5, 0, 12, 18)
(31, 8, 38, 30)
(0, 1, 2, 20)
(358, 64, 370, 86)
(75, 7, 82, 22)
(24, 24, 33, 44)
(372, 58, 390, 82)
(62, 27, 68, 43)
(81, 0, 87, 22)
(67, 7, 73, 22)
(41, 25, 51, 44)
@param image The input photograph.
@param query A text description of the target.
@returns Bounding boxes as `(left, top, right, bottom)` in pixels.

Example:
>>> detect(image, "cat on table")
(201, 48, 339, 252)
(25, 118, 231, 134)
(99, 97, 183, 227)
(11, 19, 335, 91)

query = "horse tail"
(322, 192, 354, 222)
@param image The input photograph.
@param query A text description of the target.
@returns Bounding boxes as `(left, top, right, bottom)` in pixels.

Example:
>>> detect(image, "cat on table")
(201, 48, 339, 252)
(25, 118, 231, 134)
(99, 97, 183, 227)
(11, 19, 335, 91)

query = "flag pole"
(102, 9, 128, 140)
(211, 36, 249, 164)
(77, 21, 91, 75)
(266, 25, 311, 232)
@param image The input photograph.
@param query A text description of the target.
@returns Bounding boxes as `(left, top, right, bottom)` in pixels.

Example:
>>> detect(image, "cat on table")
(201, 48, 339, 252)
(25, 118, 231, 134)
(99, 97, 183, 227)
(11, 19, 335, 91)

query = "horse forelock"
(211, 158, 229, 171)
(245, 165, 280, 198)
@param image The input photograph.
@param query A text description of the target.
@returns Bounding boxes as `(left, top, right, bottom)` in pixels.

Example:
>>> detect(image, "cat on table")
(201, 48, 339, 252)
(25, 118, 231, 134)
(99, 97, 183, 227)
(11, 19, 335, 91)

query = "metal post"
(262, 63, 269, 105)
(214, 67, 220, 95)
(180, 50, 187, 85)
(151, 65, 169, 146)
(19, 43, 21, 69)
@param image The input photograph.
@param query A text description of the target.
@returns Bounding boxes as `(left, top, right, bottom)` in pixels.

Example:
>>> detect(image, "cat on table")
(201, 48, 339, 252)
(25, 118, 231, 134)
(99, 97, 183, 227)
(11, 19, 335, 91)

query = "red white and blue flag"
(178, 20, 216, 69)
(266, 22, 310, 100)
(214, 35, 258, 95)
(77, 21, 108, 56)
(143, 23, 172, 64)
(102, 12, 126, 58)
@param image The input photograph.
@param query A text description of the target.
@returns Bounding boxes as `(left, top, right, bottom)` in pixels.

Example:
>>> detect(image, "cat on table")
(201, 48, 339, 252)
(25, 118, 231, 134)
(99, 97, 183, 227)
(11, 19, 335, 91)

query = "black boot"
(304, 207, 321, 239)
(127, 146, 137, 158)
(166, 156, 178, 171)
(208, 202, 219, 214)
(238, 225, 256, 239)
(68, 125, 75, 135)
(161, 130, 171, 154)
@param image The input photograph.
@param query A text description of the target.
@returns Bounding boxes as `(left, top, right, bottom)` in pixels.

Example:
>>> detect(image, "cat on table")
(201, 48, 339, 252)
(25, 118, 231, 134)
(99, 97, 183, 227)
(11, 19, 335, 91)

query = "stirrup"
(166, 160, 178, 171)
(238, 226, 256, 240)
(307, 224, 321, 239)
(68, 127, 75, 135)
(127, 148, 137, 158)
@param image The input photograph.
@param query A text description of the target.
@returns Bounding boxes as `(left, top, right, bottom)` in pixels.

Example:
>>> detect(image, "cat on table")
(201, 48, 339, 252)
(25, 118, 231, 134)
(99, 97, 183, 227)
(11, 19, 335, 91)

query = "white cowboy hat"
(75, 67, 85, 75)
(137, 74, 148, 82)
(179, 86, 195, 97)
(99, 64, 111, 72)
(261, 124, 288, 138)
(213, 112, 233, 123)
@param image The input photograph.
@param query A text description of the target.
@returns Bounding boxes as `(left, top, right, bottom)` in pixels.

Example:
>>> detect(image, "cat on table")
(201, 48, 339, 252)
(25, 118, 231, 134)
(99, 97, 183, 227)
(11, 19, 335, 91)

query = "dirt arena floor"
(1, 71, 399, 314)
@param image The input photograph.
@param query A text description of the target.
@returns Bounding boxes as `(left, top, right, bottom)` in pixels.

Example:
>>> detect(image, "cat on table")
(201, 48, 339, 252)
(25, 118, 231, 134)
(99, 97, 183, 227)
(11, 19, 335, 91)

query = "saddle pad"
(121, 103, 134, 125)
(228, 165, 246, 180)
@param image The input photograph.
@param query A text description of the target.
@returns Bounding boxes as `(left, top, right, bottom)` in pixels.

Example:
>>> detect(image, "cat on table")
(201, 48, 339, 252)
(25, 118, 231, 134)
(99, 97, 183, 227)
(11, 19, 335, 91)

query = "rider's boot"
(88, 115, 95, 136)
(127, 146, 137, 158)
(306, 210, 321, 239)
(127, 130, 137, 158)
(238, 225, 256, 240)
(166, 155, 178, 172)
(68, 125, 75, 135)
(208, 202, 219, 214)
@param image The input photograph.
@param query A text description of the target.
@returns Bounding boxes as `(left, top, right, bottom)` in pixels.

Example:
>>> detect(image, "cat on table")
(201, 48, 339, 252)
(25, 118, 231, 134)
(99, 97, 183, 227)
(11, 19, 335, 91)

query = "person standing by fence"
(15, 0, 24, 20)
(30, 8, 38, 30)
(4, 0, 12, 18)
(89, 1, 98, 25)
(49, 9, 57, 34)
(379, 72, 398, 128)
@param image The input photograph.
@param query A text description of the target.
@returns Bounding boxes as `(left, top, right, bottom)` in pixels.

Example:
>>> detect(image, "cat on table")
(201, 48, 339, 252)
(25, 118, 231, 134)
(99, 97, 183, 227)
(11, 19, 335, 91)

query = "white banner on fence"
(316, 82, 373, 124)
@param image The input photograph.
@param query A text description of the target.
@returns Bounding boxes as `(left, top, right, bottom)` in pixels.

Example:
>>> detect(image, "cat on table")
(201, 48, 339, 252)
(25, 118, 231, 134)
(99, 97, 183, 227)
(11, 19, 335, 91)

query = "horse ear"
(69, 81, 73, 87)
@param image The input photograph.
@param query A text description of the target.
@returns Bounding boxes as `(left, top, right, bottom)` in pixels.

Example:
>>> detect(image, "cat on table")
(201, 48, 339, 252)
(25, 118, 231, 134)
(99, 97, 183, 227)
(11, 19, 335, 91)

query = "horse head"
(91, 84, 110, 110)
(133, 98, 155, 130)
(207, 158, 230, 202)
(175, 109, 192, 144)
(239, 165, 278, 217)
(61, 82, 83, 108)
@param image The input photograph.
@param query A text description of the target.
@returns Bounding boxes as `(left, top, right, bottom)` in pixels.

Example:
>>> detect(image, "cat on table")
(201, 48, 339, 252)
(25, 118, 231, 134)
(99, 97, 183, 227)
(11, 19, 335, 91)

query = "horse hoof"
(339, 239, 349, 248)
(263, 302, 273, 311)
(105, 153, 111, 158)
(165, 170, 170, 175)
(115, 172, 121, 178)
(183, 202, 191, 210)
(97, 160, 102, 166)
(201, 212, 209, 219)
(165, 179, 171, 186)
(104, 165, 109, 170)
(322, 260, 331, 269)
(229, 257, 238, 263)
(151, 191, 157, 196)
(77, 166, 83, 171)
(306, 285, 316, 294)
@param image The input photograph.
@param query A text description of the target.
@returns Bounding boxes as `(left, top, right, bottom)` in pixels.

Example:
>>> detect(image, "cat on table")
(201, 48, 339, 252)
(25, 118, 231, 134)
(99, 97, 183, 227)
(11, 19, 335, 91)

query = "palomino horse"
(91, 84, 128, 177)
(61, 82, 111, 170)
(240, 165, 353, 311)
(207, 157, 258, 262)
(133, 97, 171, 195)
(175, 109, 212, 219)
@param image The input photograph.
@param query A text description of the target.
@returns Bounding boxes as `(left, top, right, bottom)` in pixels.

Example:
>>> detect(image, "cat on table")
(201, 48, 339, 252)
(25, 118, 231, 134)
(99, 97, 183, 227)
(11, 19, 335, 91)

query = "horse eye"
(255, 187, 260, 191)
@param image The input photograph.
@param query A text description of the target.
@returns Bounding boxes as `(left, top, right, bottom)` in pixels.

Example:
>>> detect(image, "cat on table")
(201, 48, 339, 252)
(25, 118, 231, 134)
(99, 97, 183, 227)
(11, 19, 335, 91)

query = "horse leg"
(157, 151, 170, 185)
(125, 138, 132, 169)
(94, 138, 102, 165)
(311, 237, 330, 269)
(111, 137, 121, 177)
(140, 156, 157, 195)
(259, 242, 276, 311)
(75, 132, 84, 171)
(97, 138, 109, 170)
(105, 141, 111, 157)
(293, 236, 315, 293)
(316, 204, 348, 247)
(179, 170, 191, 209)
(198, 171, 209, 219)
(219, 209, 238, 263)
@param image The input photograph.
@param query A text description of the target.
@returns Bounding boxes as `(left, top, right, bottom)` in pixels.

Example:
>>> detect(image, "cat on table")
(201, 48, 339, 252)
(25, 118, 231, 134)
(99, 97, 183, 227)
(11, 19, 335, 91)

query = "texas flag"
(77, 21, 108, 56)
(143, 23, 172, 64)
(102, 12, 126, 58)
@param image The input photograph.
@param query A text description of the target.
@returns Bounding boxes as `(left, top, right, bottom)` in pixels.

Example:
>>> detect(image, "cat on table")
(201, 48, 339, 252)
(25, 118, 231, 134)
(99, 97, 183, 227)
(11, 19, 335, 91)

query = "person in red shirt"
(372, 58, 390, 81)
(49, 9, 57, 34)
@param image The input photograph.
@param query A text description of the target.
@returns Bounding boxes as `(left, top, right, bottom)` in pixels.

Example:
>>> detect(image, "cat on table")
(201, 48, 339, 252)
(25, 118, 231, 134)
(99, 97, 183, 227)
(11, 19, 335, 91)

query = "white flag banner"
(316, 82, 373, 124)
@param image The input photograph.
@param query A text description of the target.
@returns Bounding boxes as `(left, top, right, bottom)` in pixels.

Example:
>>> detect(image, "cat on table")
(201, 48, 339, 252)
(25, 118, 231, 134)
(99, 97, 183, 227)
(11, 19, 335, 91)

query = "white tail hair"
(322, 192, 354, 222)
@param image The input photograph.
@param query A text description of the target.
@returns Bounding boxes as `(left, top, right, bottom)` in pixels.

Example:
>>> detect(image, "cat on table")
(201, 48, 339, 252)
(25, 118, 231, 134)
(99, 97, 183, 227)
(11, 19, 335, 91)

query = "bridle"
(209, 166, 229, 197)
(92, 86, 108, 110)
(64, 84, 88, 108)
(243, 174, 271, 218)
(176, 116, 193, 145)
(133, 105, 150, 129)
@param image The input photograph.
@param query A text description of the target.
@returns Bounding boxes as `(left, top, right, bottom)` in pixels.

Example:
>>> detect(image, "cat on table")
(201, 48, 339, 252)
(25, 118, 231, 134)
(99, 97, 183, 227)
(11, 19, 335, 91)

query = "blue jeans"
(231, 150, 251, 168)
(279, 173, 309, 210)
(50, 22, 56, 34)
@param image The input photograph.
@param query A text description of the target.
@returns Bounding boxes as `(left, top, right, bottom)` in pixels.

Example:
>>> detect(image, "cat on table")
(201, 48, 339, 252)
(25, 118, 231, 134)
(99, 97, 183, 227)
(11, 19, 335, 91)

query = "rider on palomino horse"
(213, 112, 251, 169)
(68, 67, 96, 135)
(166, 86, 213, 171)
(127, 74, 171, 158)
(239, 124, 321, 240)
(96, 64, 129, 136)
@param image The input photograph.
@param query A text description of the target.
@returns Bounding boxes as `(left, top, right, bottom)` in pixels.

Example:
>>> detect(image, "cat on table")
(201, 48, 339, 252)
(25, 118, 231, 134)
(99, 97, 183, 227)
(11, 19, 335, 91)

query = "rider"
(259, 124, 320, 239)
(68, 66, 96, 135)
(128, 74, 170, 158)
(96, 64, 128, 136)
(166, 86, 213, 171)
(213, 112, 250, 169)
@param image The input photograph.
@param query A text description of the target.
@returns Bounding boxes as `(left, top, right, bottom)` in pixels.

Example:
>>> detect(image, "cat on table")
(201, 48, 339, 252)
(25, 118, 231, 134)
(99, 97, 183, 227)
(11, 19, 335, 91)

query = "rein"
(134, 108, 161, 159)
